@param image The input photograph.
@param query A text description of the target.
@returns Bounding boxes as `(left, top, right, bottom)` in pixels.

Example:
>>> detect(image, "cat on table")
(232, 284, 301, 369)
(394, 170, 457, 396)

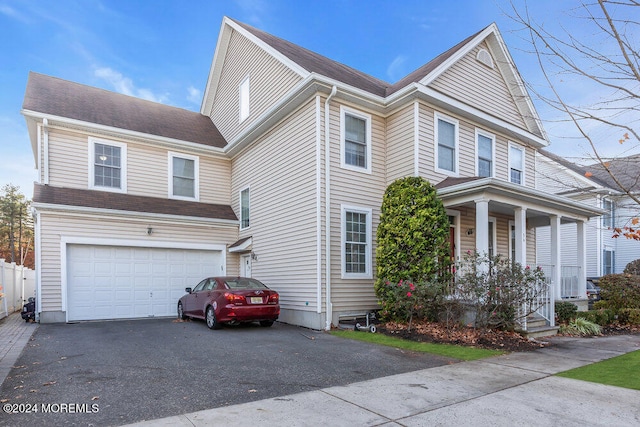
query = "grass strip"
(556, 350, 640, 390)
(330, 329, 504, 361)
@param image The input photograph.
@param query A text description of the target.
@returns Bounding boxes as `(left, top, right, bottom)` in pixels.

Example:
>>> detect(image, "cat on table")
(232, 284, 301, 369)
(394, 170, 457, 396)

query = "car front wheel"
(206, 306, 221, 330)
(177, 302, 187, 320)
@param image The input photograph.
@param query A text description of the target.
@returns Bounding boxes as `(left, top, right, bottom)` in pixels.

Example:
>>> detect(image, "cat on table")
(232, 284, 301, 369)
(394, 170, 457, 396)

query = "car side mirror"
(185, 287, 192, 294)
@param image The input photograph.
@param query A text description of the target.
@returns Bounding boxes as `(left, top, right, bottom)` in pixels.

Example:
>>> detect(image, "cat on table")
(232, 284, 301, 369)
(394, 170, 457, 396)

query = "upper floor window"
(169, 152, 199, 200)
(340, 106, 372, 173)
(89, 137, 127, 192)
(239, 75, 250, 122)
(240, 187, 250, 229)
(509, 143, 525, 185)
(602, 198, 615, 228)
(341, 205, 372, 278)
(476, 130, 494, 178)
(435, 113, 458, 175)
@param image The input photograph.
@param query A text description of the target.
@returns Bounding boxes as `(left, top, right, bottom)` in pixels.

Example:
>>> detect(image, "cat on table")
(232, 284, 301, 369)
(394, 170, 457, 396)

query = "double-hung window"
(476, 130, 494, 178)
(169, 152, 199, 200)
(240, 187, 250, 229)
(603, 248, 615, 275)
(342, 205, 372, 278)
(435, 113, 458, 175)
(602, 198, 615, 228)
(341, 106, 371, 173)
(89, 137, 127, 192)
(509, 143, 525, 185)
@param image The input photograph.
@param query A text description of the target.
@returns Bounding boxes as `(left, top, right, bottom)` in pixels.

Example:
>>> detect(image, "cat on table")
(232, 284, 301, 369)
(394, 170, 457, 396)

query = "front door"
(241, 254, 252, 277)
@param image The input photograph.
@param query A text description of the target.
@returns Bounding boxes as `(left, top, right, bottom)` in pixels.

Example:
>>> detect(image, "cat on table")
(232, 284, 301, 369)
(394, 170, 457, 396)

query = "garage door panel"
(67, 245, 223, 321)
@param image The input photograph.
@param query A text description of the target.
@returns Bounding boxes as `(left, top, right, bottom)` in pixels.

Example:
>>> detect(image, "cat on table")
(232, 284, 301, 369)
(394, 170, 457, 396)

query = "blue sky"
(1, 0, 637, 199)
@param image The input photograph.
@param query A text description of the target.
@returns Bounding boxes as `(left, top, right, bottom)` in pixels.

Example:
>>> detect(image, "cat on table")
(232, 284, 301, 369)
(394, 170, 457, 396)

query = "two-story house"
(536, 150, 640, 290)
(23, 17, 601, 329)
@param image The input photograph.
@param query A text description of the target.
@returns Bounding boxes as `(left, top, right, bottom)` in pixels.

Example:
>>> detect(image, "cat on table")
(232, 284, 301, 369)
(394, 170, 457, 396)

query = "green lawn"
(556, 350, 640, 390)
(330, 330, 504, 361)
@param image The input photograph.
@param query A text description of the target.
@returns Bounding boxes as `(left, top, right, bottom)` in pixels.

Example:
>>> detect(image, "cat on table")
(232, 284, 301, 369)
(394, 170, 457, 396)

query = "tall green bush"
(375, 177, 451, 320)
(597, 274, 640, 313)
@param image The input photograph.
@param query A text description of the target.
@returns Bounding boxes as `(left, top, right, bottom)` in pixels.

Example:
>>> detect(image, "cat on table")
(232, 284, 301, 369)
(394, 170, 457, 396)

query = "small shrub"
(379, 280, 443, 329)
(618, 308, 640, 325)
(559, 317, 602, 336)
(623, 259, 640, 275)
(555, 301, 578, 323)
(576, 309, 616, 326)
(598, 274, 640, 313)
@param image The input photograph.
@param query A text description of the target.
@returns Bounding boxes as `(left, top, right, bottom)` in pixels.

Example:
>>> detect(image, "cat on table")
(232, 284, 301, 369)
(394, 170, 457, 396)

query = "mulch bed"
(378, 321, 640, 352)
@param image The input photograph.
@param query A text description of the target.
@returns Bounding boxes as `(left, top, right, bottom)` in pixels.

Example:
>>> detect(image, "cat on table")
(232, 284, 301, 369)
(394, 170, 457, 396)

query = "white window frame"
(602, 198, 615, 228)
(240, 186, 250, 230)
(602, 247, 615, 275)
(475, 129, 495, 178)
(434, 112, 459, 176)
(168, 152, 199, 201)
(88, 137, 127, 193)
(341, 205, 372, 279)
(508, 142, 525, 185)
(340, 106, 372, 174)
(239, 75, 250, 122)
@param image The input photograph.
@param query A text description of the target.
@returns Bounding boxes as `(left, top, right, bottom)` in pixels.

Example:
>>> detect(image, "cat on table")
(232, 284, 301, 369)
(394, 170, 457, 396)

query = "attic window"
(476, 49, 494, 69)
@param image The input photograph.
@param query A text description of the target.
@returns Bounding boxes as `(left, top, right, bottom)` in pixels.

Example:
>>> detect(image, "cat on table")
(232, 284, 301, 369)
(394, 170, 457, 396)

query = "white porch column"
(514, 207, 527, 265)
(475, 198, 489, 256)
(550, 215, 562, 300)
(577, 220, 587, 298)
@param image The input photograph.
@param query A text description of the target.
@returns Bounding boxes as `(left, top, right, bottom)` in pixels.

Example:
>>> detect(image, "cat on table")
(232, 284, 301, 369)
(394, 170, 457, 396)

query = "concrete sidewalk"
(126, 334, 640, 427)
(0, 312, 37, 386)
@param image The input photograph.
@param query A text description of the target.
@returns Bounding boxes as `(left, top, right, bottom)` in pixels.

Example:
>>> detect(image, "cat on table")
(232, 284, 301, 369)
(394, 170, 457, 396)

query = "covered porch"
(436, 177, 603, 329)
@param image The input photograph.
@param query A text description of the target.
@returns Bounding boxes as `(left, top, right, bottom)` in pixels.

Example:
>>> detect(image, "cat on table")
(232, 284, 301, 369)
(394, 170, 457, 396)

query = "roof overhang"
(437, 178, 604, 225)
(228, 236, 253, 253)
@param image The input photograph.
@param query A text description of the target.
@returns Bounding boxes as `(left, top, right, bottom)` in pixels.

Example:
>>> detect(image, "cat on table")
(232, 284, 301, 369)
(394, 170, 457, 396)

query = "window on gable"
(239, 76, 250, 122)
(435, 114, 458, 174)
(169, 152, 199, 200)
(602, 198, 615, 228)
(240, 187, 250, 229)
(342, 205, 372, 278)
(341, 106, 371, 173)
(89, 137, 127, 192)
(509, 144, 524, 185)
(476, 131, 494, 178)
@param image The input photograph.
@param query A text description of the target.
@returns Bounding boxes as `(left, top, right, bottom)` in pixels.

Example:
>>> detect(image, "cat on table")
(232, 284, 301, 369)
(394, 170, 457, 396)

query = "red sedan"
(177, 277, 280, 329)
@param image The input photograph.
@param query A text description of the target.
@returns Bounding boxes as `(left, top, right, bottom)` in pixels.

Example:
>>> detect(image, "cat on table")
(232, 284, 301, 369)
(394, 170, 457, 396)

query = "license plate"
(250, 297, 263, 304)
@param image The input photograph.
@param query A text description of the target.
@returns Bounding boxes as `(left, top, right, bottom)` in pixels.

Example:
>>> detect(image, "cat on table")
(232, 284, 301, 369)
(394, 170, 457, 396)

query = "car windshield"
(224, 278, 268, 290)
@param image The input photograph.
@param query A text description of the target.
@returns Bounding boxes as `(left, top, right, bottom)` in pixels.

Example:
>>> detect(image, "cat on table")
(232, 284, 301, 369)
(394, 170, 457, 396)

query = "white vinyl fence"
(0, 259, 36, 320)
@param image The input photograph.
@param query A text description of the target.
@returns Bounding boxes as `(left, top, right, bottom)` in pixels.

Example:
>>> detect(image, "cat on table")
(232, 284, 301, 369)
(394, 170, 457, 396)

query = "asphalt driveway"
(0, 318, 455, 426)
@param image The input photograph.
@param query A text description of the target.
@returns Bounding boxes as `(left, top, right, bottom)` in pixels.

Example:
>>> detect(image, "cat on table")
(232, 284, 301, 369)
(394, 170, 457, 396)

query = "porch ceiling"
(436, 177, 604, 224)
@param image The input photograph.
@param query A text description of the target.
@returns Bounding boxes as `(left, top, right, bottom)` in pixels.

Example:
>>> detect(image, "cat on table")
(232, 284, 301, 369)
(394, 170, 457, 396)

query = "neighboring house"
(22, 17, 601, 330)
(536, 150, 640, 284)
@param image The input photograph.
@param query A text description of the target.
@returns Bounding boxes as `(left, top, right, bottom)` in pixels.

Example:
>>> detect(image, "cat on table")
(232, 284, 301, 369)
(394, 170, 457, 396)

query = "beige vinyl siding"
(44, 127, 231, 205)
(328, 101, 386, 314)
(231, 99, 318, 312)
(430, 42, 527, 130)
(38, 212, 239, 312)
(386, 104, 415, 183)
(211, 29, 303, 143)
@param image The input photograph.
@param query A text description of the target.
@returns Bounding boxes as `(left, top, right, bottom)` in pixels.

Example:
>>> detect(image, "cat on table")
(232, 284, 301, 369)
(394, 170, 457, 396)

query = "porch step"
(522, 325, 559, 339)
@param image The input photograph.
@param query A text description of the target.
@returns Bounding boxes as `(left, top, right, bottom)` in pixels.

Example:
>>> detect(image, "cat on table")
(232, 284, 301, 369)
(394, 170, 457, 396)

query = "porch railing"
(516, 274, 553, 329)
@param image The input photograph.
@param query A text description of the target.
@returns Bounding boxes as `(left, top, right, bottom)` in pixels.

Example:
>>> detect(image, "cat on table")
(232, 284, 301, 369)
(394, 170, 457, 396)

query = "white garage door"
(67, 245, 224, 321)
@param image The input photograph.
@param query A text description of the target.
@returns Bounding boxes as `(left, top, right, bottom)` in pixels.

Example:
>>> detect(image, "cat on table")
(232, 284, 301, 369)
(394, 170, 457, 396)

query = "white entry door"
(241, 254, 252, 277)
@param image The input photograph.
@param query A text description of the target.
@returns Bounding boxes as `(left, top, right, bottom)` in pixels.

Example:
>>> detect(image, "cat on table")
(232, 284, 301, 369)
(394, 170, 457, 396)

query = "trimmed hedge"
(555, 301, 577, 323)
(597, 274, 640, 313)
(618, 308, 640, 325)
(576, 309, 616, 326)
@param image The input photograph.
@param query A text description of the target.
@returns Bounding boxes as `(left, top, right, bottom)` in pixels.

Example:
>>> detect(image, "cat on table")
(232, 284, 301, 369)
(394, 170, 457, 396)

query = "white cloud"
(0, 4, 29, 23)
(187, 86, 201, 105)
(234, 0, 269, 27)
(94, 67, 167, 103)
(387, 55, 407, 82)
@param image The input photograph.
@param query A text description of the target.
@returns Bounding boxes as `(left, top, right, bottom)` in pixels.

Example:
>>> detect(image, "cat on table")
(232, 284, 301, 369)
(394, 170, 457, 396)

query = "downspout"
(43, 118, 49, 184)
(324, 86, 337, 330)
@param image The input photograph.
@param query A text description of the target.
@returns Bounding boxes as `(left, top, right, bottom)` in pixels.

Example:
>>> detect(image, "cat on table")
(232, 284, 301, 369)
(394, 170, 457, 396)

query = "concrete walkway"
(0, 312, 38, 386)
(126, 334, 640, 427)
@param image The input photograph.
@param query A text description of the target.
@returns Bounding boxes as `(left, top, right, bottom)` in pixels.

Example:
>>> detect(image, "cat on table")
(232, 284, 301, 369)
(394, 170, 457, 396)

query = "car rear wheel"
(177, 302, 187, 320)
(259, 320, 274, 327)
(206, 306, 221, 330)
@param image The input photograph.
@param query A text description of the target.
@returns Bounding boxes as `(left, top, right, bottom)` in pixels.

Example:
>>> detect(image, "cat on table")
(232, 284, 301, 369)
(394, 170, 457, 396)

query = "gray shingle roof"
(33, 184, 238, 221)
(23, 72, 227, 148)
(232, 18, 485, 97)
